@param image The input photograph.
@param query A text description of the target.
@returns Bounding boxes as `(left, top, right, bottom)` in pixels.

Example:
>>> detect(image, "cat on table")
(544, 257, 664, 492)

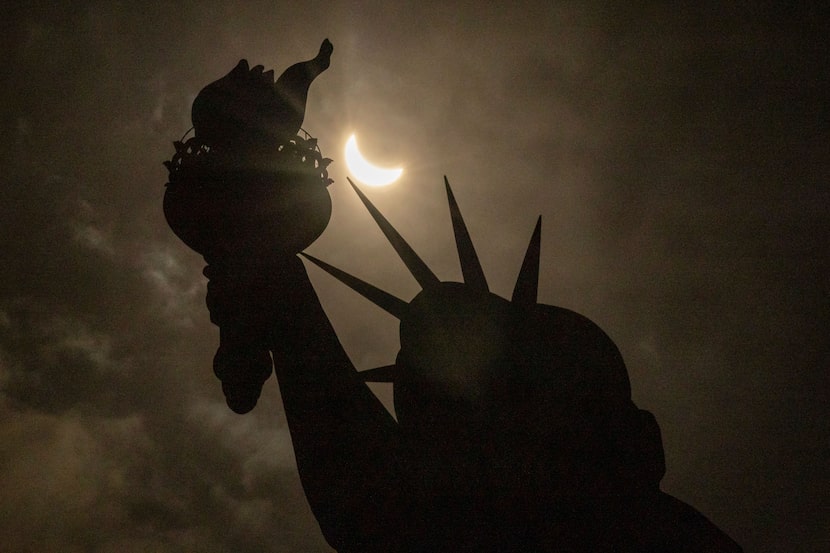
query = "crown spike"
(347, 178, 440, 290)
(300, 252, 408, 319)
(511, 216, 541, 305)
(358, 364, 398, 382)
(445, 176, 488, 293)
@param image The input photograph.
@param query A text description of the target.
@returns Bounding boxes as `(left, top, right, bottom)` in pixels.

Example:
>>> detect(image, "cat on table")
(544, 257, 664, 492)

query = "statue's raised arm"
(163, 40, 410, 548)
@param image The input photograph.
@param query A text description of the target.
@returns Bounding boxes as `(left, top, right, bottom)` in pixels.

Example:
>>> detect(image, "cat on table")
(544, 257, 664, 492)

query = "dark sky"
(1, 2, 827, 552)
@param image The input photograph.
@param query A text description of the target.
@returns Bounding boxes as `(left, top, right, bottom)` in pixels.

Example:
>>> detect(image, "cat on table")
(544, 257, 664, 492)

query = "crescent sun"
(344, 134, 403, 187)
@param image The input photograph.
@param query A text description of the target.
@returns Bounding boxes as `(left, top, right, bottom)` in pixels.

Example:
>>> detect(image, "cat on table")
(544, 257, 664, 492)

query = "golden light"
(344, 134, 403, 187)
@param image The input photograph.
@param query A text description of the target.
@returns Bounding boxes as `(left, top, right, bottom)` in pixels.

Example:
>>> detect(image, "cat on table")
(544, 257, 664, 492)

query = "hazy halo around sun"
(344, 134, 403, 187)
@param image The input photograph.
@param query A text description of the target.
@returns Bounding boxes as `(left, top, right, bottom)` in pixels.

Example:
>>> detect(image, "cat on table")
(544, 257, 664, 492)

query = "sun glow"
(344, 134, 403, 187)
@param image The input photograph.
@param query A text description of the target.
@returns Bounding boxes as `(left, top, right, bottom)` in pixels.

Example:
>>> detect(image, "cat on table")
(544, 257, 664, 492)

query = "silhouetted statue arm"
(170, 38, 415, 549)
(260, 255, 410, 551)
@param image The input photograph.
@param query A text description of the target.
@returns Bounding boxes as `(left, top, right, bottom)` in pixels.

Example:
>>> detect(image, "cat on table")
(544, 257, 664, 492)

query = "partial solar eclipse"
(344, 134, 403, 187)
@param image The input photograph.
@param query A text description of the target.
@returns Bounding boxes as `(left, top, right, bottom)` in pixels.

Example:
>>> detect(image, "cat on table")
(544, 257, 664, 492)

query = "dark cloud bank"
(1, 3, 826, 552)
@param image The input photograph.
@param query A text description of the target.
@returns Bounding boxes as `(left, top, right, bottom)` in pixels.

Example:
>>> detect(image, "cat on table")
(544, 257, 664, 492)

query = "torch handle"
(204, 262, 280, 413)
(212, 326, 273, 414)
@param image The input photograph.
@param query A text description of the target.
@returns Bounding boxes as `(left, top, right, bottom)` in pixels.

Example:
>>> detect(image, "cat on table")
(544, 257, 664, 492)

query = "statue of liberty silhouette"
(164, 39, 742, 552)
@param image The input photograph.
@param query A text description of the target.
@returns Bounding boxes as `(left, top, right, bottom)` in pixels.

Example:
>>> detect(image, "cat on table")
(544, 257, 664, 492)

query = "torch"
(163, 40, 334, 413)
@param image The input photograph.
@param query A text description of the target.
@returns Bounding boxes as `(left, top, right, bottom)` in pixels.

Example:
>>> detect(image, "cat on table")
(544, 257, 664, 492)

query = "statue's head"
(303, 178, 666, 499)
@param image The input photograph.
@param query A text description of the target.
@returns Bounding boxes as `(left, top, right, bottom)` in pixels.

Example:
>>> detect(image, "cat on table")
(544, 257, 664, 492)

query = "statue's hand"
(202, 263, 272, 413)
(203, 256, 312, 414)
